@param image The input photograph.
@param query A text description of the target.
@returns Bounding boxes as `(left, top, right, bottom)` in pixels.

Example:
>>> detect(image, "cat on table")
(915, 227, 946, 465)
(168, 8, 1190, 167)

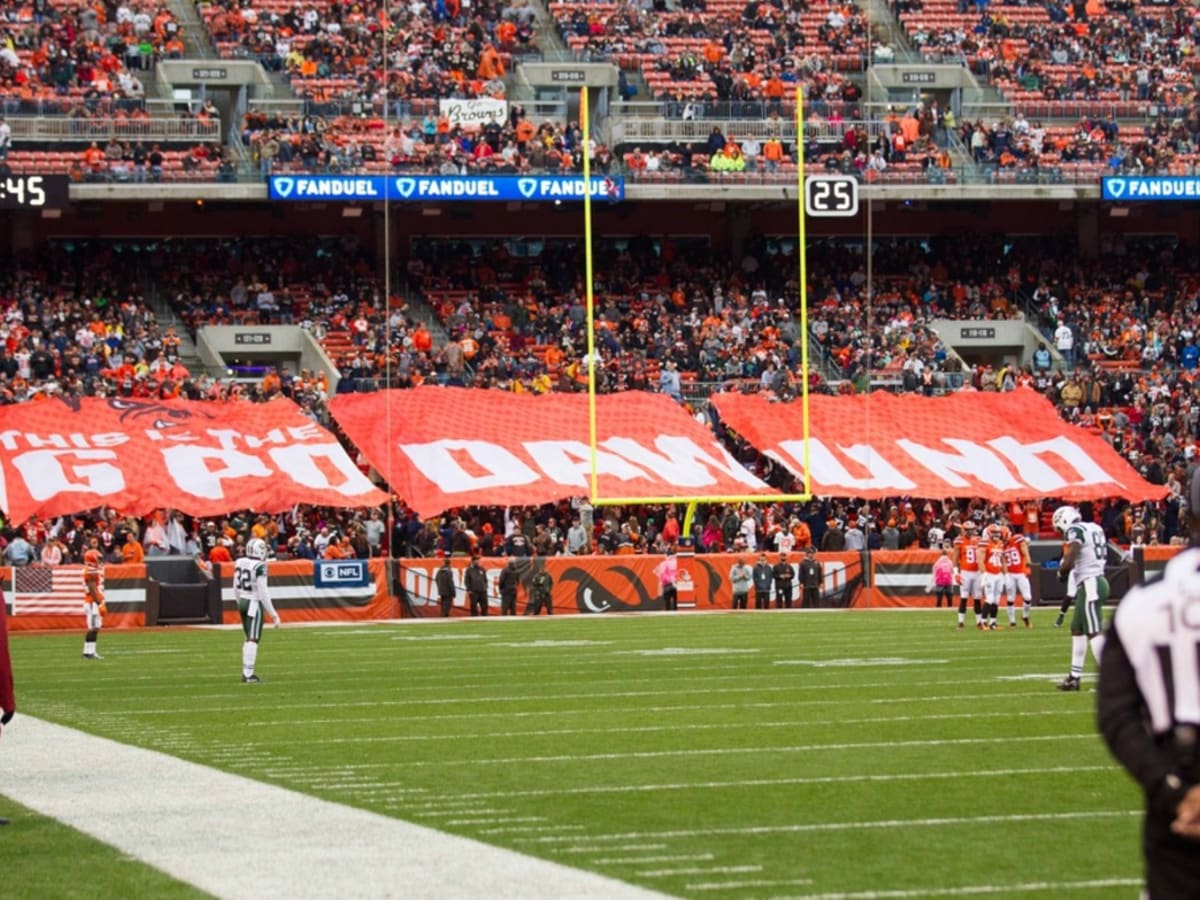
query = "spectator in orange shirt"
(121, 531, 145, 564)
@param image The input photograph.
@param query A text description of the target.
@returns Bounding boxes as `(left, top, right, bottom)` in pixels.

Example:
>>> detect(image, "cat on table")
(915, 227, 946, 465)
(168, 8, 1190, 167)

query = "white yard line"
(237, 709, 1075, 747)
(105, 677, 1081, 715)
(783, 878, 1143, 899)
(688, 880, 814, 892)
(638, 865, 762, 877)
(439, 765, 1113, 801)
(517, 810, 1140, 844)
(396, 732, 1096, 768)
(0, 716, 667, 900)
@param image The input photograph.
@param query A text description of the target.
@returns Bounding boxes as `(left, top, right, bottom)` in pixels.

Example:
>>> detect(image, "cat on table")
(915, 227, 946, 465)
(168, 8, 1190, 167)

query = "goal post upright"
(581, 87, 814, 535)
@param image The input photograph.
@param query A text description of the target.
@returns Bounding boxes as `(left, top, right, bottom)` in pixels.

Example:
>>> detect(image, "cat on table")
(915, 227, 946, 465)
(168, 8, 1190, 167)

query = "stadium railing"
(6, 117, 222, 143)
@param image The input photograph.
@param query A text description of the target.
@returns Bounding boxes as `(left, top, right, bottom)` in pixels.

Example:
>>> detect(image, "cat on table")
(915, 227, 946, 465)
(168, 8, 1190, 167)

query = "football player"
(1054, 505, 1109, 691)
(82, 536, 106, 660)
(234, 537, 280, 684)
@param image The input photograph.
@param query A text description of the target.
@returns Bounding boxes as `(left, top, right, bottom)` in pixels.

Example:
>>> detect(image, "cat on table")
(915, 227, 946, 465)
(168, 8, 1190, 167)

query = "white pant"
(1006, 573, 1032, 605)
(84, 601, 103, 631)
(980, 572, 1002, 605)
(960, 570, 981, 601)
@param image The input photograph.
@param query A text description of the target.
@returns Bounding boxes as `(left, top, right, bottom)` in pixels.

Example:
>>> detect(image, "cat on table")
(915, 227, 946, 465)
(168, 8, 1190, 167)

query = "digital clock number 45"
(3, 176, 47, 206)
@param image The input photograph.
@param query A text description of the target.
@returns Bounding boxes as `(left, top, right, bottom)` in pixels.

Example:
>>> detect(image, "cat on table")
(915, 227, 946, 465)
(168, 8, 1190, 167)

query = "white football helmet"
(1052, 506, 1081, 534)
(246, 537, 270, 560)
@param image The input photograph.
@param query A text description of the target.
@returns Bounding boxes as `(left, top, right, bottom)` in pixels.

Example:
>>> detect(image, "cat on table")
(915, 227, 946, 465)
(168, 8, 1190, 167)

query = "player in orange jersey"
(1003, 526, 1034, 628)
(978, 523, 1008, 630)
(953, 520, 983, 629)
(82, 536, 106, 660)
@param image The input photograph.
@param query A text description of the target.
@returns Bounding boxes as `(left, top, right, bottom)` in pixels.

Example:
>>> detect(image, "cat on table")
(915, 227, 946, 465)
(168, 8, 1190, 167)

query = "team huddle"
(949, 519, 1035, 631)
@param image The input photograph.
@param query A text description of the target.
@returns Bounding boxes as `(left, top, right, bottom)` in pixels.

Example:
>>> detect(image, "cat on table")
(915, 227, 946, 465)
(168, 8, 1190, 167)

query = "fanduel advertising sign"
(268, 174, 624, 202)
(1102, 176, 1200, 201)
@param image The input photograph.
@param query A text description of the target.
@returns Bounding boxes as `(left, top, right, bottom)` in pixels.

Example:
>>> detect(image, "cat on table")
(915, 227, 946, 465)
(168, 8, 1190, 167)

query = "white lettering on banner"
(160, 445, 273, 498)
(415, 180, 500, 198)
(773, 439, 916, 491)
(399, 440, 540, 492)
(0, 431, 129, 450)
(12, 449, 124, 501)
(288, 423, 324, 441)
(987, 436, 1120, 492)
(296, 178, 380, 198)
(268, 444, 379, 496)
(897, 438, 1023, 490)
(144, 428, 201, 442)
(403, 436, 771, 493)
(602, 436, 765, 488)
(243, 429, 287, 449)
(524, 440, 648, 487)
(439, 98, 507, 128)
(538, 179, 610, 197)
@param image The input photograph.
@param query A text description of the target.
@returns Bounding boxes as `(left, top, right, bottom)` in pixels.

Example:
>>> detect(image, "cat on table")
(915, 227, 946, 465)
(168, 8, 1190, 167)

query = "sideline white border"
(0, 716, 666, 900)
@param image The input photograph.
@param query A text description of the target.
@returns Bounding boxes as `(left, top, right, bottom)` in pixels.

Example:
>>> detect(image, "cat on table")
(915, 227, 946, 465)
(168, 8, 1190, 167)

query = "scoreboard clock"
(804, 174, 859, 218)
(0, 174, 69, 208)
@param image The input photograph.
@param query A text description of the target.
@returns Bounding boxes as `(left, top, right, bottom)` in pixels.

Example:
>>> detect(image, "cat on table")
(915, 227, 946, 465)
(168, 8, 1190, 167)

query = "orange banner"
(0, 396, 387, 524)
(711, 389, 1167, 503)
(329, 387, 778, 518)
(856, 550, 942, 608)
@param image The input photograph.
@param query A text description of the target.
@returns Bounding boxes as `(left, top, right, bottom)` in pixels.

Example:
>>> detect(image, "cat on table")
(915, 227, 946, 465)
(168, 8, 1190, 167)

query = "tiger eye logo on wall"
(558, 565, 659, 613)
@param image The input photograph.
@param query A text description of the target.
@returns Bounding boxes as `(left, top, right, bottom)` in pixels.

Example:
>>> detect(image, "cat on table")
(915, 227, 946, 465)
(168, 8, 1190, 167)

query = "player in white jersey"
(1098, 469, 1200, 897)
(234, 538, 280, 684)
(1053, 506, 1110, 691)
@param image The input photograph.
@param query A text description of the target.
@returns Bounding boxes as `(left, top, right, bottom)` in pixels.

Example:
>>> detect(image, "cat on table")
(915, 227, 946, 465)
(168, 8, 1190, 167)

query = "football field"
(2, 609, 1143, 898)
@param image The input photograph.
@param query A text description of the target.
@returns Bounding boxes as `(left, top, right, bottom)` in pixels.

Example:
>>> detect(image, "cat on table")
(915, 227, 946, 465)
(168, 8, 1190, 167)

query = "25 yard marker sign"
(804, 174, 859, 217)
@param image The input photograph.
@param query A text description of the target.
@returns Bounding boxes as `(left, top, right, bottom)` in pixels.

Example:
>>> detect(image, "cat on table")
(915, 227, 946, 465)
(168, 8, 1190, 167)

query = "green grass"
(6, 610, 1143, 898)
(0, 795, 208, 899)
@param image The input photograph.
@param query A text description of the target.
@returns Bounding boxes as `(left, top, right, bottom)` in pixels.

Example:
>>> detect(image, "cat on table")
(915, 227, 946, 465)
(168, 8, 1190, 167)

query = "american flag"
(10, 566, 90, 615)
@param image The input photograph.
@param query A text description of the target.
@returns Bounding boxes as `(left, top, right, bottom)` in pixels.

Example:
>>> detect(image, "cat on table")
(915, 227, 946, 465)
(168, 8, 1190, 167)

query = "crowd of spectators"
(242, 105, 615, 177)
(550, 0, 869, 107)
(896, 0, 1200, 114)
(0, 0, 183, 113)
(201, 0, 536, 112)
(2, 229, 1200, 563)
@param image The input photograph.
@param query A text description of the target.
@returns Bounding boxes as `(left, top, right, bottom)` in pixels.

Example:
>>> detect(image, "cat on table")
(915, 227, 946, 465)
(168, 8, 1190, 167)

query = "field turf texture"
(3, 609, 1142, 898)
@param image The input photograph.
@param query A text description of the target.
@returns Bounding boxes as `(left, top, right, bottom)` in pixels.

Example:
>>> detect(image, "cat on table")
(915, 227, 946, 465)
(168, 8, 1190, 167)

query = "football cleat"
(1054, 614, 1065, 628)
(1024, 618, 1032, 629)
(957, 622, 964, 630)
(1009, 622, 1017, 629)
(1057, 676, 1081, 692)
(241, 674, 263, 684)
(82, 653, 103, 660)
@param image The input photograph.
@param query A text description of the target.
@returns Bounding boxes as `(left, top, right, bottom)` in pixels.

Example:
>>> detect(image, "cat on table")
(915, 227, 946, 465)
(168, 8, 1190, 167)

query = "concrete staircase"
(166, 0, 220, 58)
(148, 297, 209, 375)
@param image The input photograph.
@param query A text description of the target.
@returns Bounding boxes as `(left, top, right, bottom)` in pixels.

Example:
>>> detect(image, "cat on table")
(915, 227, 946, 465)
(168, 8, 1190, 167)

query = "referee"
(1098, 469, 1200, 899)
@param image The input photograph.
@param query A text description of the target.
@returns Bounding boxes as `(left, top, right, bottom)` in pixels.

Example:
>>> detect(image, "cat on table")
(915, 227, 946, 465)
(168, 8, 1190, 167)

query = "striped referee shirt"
(1099, 547, 1200, 809)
